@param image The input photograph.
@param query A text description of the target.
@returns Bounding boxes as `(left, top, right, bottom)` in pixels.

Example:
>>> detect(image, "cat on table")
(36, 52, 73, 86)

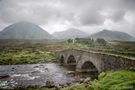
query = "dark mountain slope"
(0, 22, 54, 40)
(90, 29, 135, 41)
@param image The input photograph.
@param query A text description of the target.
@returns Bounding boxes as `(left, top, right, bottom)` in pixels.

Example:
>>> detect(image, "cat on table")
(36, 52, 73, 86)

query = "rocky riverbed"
(0, 62, 98, 89)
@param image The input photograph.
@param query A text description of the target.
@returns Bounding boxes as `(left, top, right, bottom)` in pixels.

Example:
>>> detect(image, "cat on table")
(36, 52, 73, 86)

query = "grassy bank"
(90, 70, 135, 90)
(0, 50, 56, 64)
(0, 40, 54, 64)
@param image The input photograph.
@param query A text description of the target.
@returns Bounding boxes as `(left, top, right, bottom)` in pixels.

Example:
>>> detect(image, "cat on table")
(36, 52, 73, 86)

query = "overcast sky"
(0, 0, 135, 36)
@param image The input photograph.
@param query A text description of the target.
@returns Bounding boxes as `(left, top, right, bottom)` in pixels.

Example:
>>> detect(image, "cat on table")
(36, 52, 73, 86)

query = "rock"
(59, 84, 65, 88)
(0, 74, 10, 79)
(130, 67, 135, 71)
(39, 64, 44, 67)
(66, 71, 75, 77)
(73, 77, 81, 82)
(33, 65, 39, 68)
(31, 70, 40, 74)
(45, 68, 49, 71)
(83, 77, 91, 83)
(12, 67, 15, 70)
(66, 81, 72, 86)
(46, 80, 55, 88)
(79, 78, 84, 83)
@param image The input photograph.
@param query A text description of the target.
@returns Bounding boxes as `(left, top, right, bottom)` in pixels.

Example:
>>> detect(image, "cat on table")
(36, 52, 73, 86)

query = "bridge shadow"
(81, 61, 98, 73)
(67, 55, 76, 65)
(60, 56, 64, 64)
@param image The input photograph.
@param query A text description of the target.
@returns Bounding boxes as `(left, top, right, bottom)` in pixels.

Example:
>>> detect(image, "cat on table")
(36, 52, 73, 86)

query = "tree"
(67, 39, 73, 43)
(96, 38, 107, 46)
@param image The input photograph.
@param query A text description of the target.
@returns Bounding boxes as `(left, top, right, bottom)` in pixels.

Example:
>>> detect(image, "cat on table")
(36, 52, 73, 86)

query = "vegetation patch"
(90, 70, 135, 90)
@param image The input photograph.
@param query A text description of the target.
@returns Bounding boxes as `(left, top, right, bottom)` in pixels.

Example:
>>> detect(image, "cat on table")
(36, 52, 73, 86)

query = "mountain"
(0, 21, 54, 40)
(52, 28, 89, 39)
(90, 29, 135, 41)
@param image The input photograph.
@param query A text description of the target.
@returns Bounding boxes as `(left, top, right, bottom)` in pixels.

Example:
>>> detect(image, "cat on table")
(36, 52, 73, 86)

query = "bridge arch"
(66, 55, 76, 65)
(81, 61, 98, 72)
(76, 55, 102, 73)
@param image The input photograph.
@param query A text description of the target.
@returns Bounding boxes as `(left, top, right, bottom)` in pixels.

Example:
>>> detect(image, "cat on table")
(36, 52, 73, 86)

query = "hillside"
(52, 28, 89, 39)
(90, 29, 135, 41)
(0, 21, 54, 40)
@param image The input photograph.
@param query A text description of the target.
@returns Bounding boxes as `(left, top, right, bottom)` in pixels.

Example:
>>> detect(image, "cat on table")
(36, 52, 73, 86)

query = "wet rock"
(59, 84, 65, 88)
(130, 67, 135, 71)
(79, 78, 84, 83)
(83, 77, 91, 83)
(33, 66, 39, 68)
(73, 77, 81, 82)
(44, 68, 49, 71)
(31, 70, 40, 74)
(46, 80, 55, 88)
(66, 81, 72, 86)
(0, 74, 10, 79)
(66, 71, 75, 77)
(39, 64, 47, 68)
(12, 67, 15, 70)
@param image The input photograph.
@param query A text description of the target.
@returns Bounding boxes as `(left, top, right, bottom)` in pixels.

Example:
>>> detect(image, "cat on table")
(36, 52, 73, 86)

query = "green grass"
(90, 70, 135, 90)
(0, 40, 59, 64)
(0, 50, 56, 64)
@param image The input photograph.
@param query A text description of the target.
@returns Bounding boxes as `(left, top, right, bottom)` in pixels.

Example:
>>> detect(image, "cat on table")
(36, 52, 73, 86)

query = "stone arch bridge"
(55, 49, 135, 73)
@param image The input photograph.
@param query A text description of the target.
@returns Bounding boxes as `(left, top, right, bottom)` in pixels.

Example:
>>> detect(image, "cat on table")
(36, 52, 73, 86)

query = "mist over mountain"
(52, 28, 89, 39)
(0, 22, 54, 40)
(90, 29, 135, 41)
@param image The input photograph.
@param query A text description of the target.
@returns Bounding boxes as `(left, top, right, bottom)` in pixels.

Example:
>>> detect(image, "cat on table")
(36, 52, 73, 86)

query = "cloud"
(78, 10, 105, 25)
(0, 0, 135, 36)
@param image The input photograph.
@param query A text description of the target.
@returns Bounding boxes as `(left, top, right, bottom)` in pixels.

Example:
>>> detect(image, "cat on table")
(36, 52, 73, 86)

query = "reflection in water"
(0, 63, 98, 89)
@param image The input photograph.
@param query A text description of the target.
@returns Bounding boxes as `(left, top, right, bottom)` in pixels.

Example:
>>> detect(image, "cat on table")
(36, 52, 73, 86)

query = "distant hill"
(0, 21, 54, 40)
(52, 28, 89, 39)
(90, 29, 135, 41)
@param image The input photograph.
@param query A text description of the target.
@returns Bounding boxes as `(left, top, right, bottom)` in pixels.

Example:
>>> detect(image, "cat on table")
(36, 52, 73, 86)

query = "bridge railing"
(56, 48, 135, 61)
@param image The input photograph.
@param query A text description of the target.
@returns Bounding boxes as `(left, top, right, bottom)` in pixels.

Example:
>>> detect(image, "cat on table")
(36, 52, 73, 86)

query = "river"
(0, 62, 98, 89)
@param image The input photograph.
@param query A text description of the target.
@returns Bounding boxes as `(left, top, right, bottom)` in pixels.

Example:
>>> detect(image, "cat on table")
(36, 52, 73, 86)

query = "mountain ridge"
(0, 21, 54, 40)
(90, 29, 135, 41)
(52, 28, 89, 39)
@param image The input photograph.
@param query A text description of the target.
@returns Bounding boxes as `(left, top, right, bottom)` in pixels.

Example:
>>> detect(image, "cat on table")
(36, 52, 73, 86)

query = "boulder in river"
(0, 74, 10, 79)
(46, 80, 55, 88)
(33, 65, 39, 68)
(83, 77, 91, 83)
(44, 68, 49, 71)
(79, 78, 84, 83)
(31, 70, 40, 74)
(66, 71, 75, 77)
(66, 81, 72, 86)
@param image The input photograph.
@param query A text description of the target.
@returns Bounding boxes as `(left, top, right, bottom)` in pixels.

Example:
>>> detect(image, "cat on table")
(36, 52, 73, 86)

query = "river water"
(0, 63, 98, 89)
